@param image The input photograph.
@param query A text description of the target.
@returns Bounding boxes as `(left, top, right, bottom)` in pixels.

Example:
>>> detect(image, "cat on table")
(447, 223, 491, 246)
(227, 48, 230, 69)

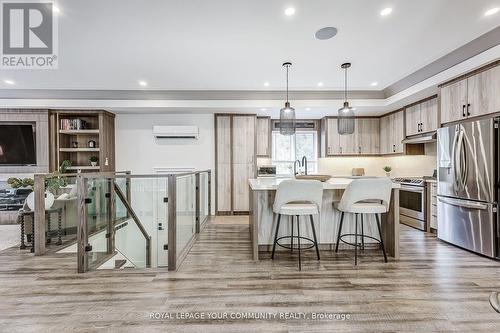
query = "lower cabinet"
(215, 114, 256, 215)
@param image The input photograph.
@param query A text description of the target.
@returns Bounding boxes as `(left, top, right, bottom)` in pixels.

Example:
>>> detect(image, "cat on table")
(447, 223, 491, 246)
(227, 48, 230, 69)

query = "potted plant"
(89, 156, 98, 167)
(383, 166, 392, 177)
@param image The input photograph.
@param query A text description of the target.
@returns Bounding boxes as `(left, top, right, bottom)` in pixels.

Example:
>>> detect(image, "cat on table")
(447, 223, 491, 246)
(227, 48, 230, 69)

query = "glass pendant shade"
(337, 62, 355, 135)
(280, 101, 296, 135)
(279, 62, 296, 136)
(338, 101, 355, 135)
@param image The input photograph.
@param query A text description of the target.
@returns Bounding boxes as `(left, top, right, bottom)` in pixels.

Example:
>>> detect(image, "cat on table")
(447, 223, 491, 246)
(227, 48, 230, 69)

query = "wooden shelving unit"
(49, 110, 115, 173)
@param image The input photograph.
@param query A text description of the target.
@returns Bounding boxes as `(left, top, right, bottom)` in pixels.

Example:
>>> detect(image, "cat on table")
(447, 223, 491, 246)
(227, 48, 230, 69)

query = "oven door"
(399, 185, 425, 220)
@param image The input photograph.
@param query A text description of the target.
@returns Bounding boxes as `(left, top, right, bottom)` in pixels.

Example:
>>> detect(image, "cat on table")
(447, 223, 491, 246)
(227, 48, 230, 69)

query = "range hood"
(401, 132, 437, 144)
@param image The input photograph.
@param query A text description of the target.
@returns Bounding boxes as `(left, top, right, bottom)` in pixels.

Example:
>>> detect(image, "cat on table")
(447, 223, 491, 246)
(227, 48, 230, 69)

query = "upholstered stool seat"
(279, 203, 319, 216)
(334, 178, 393, 265)
(271, 179, 323, 270)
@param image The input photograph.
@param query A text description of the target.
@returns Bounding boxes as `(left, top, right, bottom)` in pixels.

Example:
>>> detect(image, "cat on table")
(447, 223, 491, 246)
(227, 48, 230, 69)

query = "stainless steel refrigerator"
(437, 117, 498, 258)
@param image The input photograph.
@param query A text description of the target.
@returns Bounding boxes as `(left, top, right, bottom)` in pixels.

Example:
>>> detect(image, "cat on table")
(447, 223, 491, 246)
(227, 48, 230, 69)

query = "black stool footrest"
(339, 234, 382, 248)
(275, 235, 316, 251)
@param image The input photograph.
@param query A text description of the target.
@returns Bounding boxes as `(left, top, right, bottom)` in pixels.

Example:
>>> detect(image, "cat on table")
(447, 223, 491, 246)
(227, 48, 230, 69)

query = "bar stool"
(271, 179, 323, 270)
(334, 178, 392, 265)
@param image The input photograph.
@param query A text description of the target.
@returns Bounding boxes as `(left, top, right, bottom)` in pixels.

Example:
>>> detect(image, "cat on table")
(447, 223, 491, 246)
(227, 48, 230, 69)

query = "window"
(271, 131, 318, 176)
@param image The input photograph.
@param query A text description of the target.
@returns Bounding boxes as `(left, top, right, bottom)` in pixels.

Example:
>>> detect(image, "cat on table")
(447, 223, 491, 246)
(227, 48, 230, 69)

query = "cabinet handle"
(393, 144, 395, 153)
(467, 103, 471, 117)
(340, 147, 343, 154)
(358, 146, 361, 154)
(327, 147, 331, 154)
(418, 123, 421, 132)
(462, 105, 466, 117)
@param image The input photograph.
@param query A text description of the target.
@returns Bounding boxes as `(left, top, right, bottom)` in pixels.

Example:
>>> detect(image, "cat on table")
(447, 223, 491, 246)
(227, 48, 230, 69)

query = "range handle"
(438, 197, 488, 210)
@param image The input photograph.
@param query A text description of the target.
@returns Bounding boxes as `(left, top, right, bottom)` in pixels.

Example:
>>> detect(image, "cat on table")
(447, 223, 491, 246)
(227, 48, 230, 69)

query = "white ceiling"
(1, 0, 499, 91)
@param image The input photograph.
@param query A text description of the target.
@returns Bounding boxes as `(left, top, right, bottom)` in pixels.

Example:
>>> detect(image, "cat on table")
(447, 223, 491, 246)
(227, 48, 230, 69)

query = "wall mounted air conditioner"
(153, 126, 199, 139)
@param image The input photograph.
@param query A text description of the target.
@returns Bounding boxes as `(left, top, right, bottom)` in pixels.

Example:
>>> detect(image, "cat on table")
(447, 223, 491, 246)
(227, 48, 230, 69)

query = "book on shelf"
(59, 118, 90, 130)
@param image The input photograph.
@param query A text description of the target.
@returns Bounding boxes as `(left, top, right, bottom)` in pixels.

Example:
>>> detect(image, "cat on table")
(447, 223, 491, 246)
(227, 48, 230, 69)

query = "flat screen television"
(0, 123, 36, 165)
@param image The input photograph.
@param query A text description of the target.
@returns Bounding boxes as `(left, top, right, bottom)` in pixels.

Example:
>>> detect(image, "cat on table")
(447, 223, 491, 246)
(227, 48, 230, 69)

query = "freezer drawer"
(437, 196, 496, 258)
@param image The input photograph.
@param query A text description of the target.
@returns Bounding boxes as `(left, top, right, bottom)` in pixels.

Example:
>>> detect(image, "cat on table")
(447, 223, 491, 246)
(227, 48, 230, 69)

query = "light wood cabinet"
(379, 110, 404, 154)
(440, 64, 500, 124)
(405, 104, 421, 136)
(322, 117, 379, 156)
(215, 114, 256, 214)
(467, 65, 500, 118)
(421, 98, 438, 133)
(356, 118, 380, 154)
(256, 117, 271, 156)
(379, 115, 391, 155)
(325, 118, 340, 155)
(215, 115, 231, 213)
(405, 97, 438, 136)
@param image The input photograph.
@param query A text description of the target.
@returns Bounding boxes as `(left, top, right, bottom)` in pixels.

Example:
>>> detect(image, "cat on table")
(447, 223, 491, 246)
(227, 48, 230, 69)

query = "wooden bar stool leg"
(297, 215, 301, 271)
(375, 213, 388, 263)
(335, 212, 344, 252)
(30, 216, 35, 253)
(20, 214, 26, 250)
(309, 215, 320, 260)
(271, 214, 281, 260)
(290, 215, 294, 253)
(57, 209, 62, 245)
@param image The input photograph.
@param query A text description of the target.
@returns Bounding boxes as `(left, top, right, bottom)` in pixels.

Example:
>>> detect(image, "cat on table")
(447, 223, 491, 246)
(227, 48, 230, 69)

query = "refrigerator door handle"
(438, 197, 488, 210)
(452, 128, 462, 192)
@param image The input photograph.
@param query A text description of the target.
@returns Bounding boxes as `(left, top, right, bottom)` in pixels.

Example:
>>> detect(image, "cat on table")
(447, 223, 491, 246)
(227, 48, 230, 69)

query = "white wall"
(115, 113, 215, 213)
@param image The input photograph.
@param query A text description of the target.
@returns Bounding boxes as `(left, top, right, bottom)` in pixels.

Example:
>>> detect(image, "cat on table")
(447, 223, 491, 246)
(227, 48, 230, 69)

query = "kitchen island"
(248, 177, 401, 260)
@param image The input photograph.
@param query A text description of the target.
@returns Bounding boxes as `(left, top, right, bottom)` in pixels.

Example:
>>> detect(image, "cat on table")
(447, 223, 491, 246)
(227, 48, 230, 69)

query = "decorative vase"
(90, 161, 97, 167)
(386, 172, 391, 177)
(26, 191, 55, 211)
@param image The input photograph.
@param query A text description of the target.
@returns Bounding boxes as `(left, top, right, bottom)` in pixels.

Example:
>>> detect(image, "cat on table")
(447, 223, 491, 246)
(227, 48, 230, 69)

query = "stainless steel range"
(393, 177, 427, 231)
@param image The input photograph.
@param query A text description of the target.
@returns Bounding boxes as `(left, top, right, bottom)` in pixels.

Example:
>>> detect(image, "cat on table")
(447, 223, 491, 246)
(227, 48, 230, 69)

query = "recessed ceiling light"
(53, 6, 61, 14)
(317, 82, 324, 87)
(263, 82, 270, 87)
(315, 27, 338, 40)
(484, 7, 499, 16)
(371, 81, 379, 87)
(261, 108, 267, 111)
(284, 7, 296, 16)
(380, 7, 393, 16)
(305, 107, 311, 111)
(3, 79, 14, 85)
(138, 80, 147, 87)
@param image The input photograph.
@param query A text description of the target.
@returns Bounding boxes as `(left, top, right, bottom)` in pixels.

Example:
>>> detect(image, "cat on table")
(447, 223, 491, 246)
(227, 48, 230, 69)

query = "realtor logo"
(1, 0, 58, 69)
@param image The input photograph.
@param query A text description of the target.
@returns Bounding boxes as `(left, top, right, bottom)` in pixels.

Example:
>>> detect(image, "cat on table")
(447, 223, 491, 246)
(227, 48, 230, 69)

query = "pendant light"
(338, 62, 355, 135)
(279, 62, 296, 136)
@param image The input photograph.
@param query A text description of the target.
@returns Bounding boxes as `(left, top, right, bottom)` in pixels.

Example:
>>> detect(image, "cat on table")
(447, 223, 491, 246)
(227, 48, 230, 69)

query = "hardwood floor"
(1, 216, 500, 332)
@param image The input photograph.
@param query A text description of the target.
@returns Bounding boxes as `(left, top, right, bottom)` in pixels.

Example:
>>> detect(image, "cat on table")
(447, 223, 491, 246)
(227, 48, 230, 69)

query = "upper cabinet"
(379, 110, 404, 154)
(440, 64, 500, 124)
(321, 117, 379, 156)
(256, 117, 271, 156)
(405, 97, 438, 136)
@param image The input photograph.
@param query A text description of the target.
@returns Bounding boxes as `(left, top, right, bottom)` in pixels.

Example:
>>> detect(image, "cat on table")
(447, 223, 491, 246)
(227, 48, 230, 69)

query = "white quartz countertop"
(249, 177, 401, 190)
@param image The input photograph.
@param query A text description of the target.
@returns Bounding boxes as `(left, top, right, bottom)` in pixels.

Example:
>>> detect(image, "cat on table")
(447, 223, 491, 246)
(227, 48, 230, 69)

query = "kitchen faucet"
(301, 156, 308, 175)
(293, 159, 301, 176)
(294, 156, 308, 176)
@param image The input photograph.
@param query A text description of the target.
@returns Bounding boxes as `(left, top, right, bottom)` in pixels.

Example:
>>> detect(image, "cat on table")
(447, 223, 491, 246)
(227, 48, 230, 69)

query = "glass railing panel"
(176, 174, 196, 257)
(43, 174, 79, 249)
(85, 177, 112, 269)
(114, 177, 128, 221)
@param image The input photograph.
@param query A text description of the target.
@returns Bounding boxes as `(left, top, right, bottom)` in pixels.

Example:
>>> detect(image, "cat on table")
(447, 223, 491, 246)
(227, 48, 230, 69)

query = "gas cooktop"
(393, 177, 425, 186)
